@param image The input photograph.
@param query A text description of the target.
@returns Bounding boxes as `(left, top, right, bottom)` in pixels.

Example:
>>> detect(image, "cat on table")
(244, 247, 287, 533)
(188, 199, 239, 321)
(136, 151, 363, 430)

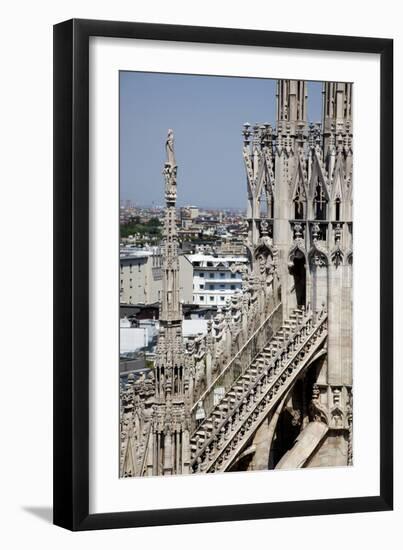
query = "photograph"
(119, 73, 353, 477)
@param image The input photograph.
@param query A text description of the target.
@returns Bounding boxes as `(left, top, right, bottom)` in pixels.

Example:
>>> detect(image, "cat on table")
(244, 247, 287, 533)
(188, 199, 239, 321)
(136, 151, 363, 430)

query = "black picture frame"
(53, 18, 393, 531)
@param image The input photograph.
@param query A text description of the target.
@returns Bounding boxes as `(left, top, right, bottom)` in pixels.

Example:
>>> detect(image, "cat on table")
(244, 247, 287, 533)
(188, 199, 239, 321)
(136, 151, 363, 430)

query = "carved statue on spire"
(166, 128, 176, 167)
(164, 129, 177, 204)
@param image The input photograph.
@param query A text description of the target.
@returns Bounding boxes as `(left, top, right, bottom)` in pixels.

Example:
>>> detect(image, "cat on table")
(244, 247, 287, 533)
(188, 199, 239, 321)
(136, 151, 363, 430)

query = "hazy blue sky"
(120, 72, 323, 209)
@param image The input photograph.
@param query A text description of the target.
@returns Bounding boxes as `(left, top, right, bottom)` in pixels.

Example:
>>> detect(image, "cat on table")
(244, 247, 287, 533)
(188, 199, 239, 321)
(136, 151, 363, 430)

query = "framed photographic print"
(53, 19, 393, 530)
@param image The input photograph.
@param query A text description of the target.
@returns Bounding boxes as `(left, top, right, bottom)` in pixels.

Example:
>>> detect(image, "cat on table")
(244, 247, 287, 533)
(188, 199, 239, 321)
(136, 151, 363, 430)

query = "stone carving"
(165, 128, 176, 166)
(309, 250, 328, 267)
(308, 122, 322, 150)
(229, 262, 248, 274)
(191, 308, 328, 473)
(308, 223, 329, 267)
(163, 129, 178, 204)
(286, 406, 302, 427)
(288, 224, 306, 266)
(309, 384, 329, 424)
(347, 390, 353, 465)
(331, 223, 344, 267)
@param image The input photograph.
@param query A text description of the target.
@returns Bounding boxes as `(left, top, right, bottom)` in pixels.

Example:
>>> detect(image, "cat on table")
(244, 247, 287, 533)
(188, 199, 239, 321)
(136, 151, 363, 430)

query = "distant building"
(217, 238, 247, 256)
(120, 317, 158, 354)
(180, 205, 199, 227)
(182, 319, 209, 337)
(119, 302, 216, 322)
(120, 246, 193, 305)
(186, 253, 248, 306)
(182, 205, 199, 219)
(188, 206, 199, 219)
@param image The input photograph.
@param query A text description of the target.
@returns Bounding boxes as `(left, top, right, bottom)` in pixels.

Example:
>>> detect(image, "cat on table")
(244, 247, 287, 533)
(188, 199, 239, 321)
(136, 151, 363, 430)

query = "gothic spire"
(276, 80, 307, 139)
(160, 129, 182, 324)
(322, 82, 353, 156)
(154, 129, 188, 406)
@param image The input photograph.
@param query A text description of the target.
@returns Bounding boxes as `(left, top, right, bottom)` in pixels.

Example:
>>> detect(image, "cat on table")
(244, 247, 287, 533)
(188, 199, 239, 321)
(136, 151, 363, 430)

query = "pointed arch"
(254, 148, 266, 199)
(331, 155, 346, 221)
(288, 239, 307, 264)
(288, 241, 307, 308)
(254, 241, 275, 262)
(309, 151, 329, 199)
(331, 243, 344, 268)
(309, 151, 330, 221)
(252, 147, 275, 219)
(308, 243, 329, 267)
(291, 156, 308, 220)
(263, 147, 275, 193)
(121, 431, 137, 478)
(254, 239, 277, 280)
(331, 155, 345, 201)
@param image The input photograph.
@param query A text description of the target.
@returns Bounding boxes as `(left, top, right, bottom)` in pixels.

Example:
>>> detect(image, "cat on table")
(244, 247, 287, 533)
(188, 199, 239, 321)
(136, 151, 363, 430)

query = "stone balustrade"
(191, 307, 328, 473)
(186, 271, 278, 412)
(189, 302, 283, 432)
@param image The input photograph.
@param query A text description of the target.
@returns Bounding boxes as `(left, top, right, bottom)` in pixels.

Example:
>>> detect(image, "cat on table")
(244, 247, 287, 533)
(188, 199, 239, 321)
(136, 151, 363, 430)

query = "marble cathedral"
(120, 79, 353, 477)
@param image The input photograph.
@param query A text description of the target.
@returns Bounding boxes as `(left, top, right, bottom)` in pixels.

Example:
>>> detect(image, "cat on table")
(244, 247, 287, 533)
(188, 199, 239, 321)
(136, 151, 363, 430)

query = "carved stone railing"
(119, 372, 154, 477)
(190, 308, 327, 473)
(190, 302, 283, 432)
(185, 266, 278, 410)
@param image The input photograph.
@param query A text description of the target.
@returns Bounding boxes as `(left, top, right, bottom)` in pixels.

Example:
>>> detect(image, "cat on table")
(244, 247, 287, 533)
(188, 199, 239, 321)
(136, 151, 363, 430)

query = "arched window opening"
(259, 196, 267, 217)
(267, 194, 274, 218)
(314, 182, 327, 220)
(294, 199, 304, 220)
(293, 182, 305, 220)
(260, 192, 274, 219)
(289, 252, 306, 308)
(335, 197, 341, 221)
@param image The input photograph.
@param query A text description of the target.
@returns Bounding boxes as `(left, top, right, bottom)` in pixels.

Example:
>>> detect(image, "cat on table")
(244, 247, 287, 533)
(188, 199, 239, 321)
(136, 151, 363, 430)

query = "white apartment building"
(120, 317, 159, 354)
(186, 254, 248, 306)
(120, 246, 193, 305)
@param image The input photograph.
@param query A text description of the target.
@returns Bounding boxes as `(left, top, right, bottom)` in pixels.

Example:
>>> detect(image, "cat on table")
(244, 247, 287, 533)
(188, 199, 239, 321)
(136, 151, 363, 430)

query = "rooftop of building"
(120, 245, 161, 260)
(185, 253, 248, 264)
(119, 303, 217, 320)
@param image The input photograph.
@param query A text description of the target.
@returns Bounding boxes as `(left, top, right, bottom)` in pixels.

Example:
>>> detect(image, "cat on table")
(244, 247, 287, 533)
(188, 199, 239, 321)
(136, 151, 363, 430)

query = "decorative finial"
(334, 223, 342, 242)
(312, 223, 320, 241)
(242, 123, 251, 145)
(294, 223, 303, 240)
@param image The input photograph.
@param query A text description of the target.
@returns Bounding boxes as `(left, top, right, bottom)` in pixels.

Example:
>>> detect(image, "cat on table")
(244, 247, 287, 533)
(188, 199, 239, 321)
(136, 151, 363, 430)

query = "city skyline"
(120, 72, 323, 209)
(121, 202, 246, 212)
